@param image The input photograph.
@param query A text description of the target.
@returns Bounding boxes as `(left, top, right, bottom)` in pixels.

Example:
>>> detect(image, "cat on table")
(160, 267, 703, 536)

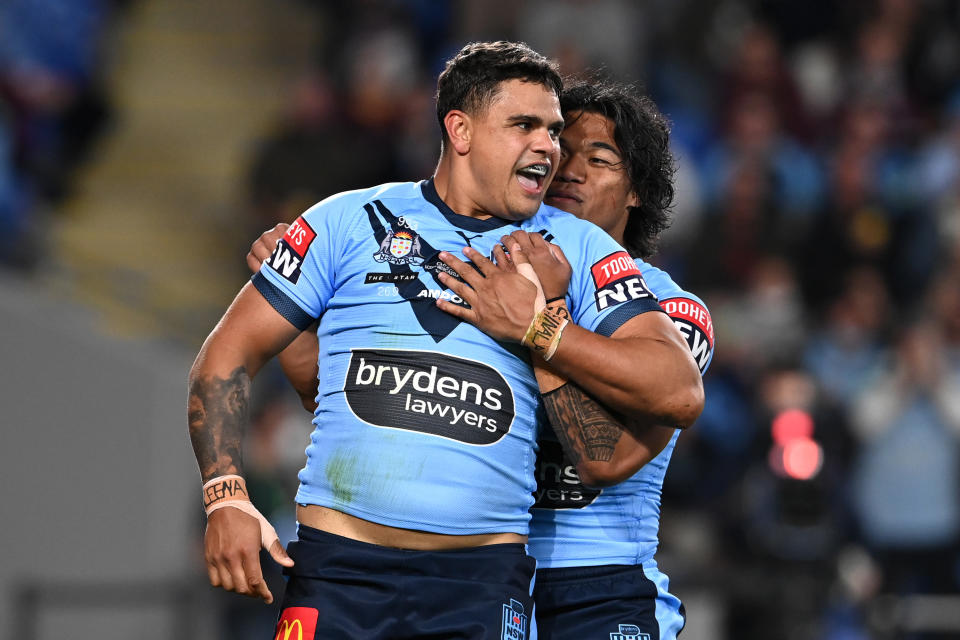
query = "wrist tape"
(521, 304, 570, 361)
(202, 475, 279, 549)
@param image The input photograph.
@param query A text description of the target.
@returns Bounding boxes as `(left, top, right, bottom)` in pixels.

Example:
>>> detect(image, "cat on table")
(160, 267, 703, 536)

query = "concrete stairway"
(46, 0, 316, 348)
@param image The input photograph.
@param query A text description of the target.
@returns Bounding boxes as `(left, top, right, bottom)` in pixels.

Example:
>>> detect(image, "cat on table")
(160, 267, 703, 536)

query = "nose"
(531, 126, 559, 157)
(554, 153, 585, 183)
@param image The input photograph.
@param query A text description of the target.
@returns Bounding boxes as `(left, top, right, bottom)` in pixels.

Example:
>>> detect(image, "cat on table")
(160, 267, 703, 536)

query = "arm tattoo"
(542, 383, 623, 463)
(187, 366, 250, 482)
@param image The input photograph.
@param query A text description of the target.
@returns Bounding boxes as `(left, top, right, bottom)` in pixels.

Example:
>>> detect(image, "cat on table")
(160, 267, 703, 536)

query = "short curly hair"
(560, 78, 675, 259)
(436, 41, 563, 146)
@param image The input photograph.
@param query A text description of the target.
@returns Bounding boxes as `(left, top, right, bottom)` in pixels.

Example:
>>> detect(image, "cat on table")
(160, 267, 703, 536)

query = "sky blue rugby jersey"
(529, 261, 715, 566)
(252, 180, 663, 535)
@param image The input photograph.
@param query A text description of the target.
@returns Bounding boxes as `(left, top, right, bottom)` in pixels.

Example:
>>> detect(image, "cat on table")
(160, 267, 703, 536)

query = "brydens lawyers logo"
(501, 599, 528, 640)
(274, 606, 318, 640)
(344, 349, 515, 445)
(590, 251, 655, 311)
(267, 217, 317, 284)
(610, 624, 650, 640)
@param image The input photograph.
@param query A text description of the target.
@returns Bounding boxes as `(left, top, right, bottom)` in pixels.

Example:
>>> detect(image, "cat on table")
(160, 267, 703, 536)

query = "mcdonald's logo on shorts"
(275, 606, 319, 640)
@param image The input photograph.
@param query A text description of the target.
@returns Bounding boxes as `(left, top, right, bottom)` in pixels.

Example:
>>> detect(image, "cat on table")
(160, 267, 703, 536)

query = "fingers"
(437, 250, 482, 286)
(241, 550, 274, 603)
(268, 539, 295, 568)
(246, 224, 289, 273)
(491, 243, 516, 272)
(548, 243, 570, 268)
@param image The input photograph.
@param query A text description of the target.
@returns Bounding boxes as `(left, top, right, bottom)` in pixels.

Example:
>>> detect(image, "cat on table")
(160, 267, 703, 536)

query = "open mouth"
(516, 163, 550, 193)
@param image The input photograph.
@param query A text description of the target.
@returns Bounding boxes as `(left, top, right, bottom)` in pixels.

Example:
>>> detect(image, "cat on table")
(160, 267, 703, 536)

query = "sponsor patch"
(590, 251, 654, 311)
(591, 251, 641, 288)
(365, 272, 420, 284)
(610, 624, 650, 640)
(660, 297, 714, 373)
(532, 439, 601, 509)
(501, 599, 528, 640)
(344, 349, 514, 444)
(274, 606, 318, 640)
(266, 217, 317, 284)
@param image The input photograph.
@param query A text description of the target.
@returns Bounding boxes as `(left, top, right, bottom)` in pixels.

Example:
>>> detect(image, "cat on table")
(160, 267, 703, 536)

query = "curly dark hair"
(560, 78, 675, 259)
(436, 41, 563, 147)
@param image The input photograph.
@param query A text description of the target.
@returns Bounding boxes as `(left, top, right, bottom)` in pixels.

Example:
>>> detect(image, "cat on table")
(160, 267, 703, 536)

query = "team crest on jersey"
(590, 251, 655, 311)
(374, 229, 425, 265)
(267, 217, 316, 284)
(609, 624, 650, 640)
(501, 599, 528, 640)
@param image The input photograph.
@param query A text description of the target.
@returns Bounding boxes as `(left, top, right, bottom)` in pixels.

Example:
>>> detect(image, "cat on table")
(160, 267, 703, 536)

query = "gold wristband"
(521, 305, 570, 361)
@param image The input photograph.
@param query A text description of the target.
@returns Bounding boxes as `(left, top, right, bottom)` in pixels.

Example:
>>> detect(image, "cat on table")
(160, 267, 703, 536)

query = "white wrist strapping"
(202, 474, 280, 550)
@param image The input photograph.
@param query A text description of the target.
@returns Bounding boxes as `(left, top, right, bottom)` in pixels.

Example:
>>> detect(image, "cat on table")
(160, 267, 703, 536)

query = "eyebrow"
(507, 114, 566, 130)
(559, 137, 623, 157)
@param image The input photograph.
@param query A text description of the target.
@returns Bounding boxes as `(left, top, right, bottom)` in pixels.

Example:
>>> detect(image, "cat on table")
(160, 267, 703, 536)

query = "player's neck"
(433, 156, 493, 220)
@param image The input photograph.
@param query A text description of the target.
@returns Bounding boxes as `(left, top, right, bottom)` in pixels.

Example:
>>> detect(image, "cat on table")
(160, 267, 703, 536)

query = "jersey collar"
(420, 179, 520, 232)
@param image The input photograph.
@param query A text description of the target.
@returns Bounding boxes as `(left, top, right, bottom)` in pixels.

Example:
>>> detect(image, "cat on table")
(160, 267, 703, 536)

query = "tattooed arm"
(535, 361, 675, 488)
(188, 281, 302, 602)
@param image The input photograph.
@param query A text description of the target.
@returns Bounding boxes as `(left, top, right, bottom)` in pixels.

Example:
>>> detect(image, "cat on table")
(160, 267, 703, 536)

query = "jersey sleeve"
(660, 292, 715, 374)
(638, 261, 716, 375)
(565, 225, 663, 337)
(251, 197, 348, 329)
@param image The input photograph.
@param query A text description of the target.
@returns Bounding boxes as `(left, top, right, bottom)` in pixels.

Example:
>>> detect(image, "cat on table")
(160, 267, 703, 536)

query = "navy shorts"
(533, 564, 685, 640)
(274, 524, 537, 640)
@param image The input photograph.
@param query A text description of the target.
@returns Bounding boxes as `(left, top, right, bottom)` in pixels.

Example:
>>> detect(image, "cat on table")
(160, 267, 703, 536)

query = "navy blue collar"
(420, 179, 520, 232)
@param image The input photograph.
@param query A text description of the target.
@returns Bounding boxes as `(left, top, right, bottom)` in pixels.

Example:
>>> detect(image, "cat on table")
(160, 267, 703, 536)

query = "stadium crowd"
(4, 1, 959, 638)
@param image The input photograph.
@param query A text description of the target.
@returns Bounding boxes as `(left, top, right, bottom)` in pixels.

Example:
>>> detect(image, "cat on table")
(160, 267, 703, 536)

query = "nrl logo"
(374, 229, 425, 265)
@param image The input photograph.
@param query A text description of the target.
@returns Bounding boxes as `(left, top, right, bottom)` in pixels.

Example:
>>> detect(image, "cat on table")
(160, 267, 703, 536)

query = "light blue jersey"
(529, 260, 714, 567)
(253, 180, 663, 535)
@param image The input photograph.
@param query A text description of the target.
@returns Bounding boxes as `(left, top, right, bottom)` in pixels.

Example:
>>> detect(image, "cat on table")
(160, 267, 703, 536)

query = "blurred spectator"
(804, 267, 891, 411)
(850, 320, 960, 597)
(0, 0, 113, 202)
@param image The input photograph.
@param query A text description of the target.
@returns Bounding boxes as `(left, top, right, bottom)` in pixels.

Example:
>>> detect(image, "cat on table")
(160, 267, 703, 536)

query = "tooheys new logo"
(267, 217, 316, 284)
(660, 297, 714, 374)
(345, 349, 515, 444)
(532, 438, 602, 509)
(591, 251, 654, 311)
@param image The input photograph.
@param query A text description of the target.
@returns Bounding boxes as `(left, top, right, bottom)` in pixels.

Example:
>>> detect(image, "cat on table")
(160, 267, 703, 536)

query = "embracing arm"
(436, 237, 704, 429)
(245, 223, 320, 412)
(542, 308, 703, 428)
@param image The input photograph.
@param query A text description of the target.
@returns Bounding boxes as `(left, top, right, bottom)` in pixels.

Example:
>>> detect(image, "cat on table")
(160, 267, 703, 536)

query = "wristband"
(545, 296, 566, 304)
(202, 475, 280, 550)
(521, 305, 570, 361)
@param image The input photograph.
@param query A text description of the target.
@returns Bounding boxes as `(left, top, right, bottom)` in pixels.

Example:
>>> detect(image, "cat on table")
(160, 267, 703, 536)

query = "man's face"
(466, 79, 563, 220)
(544, 110, 638, 241)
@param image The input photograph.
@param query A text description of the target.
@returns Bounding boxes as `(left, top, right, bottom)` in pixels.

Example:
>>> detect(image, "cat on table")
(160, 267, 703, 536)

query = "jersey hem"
(295, 492, 530, 536)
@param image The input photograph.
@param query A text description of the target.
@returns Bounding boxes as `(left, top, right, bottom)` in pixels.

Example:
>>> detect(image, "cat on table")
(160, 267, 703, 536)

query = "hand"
(501, 230, 571, 301)
(245, 223, 289, 273)
(435, 242, 544, 343)
(204, 505, 293, 604)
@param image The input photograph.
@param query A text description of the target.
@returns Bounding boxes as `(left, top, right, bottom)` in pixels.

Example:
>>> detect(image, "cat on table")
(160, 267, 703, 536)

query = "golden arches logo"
(275, 619, 303, 640)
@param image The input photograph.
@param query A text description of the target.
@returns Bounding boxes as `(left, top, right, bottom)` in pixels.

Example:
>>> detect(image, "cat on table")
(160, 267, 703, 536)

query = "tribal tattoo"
(542, 383, 624, 463)
(188, 366, 250, 482)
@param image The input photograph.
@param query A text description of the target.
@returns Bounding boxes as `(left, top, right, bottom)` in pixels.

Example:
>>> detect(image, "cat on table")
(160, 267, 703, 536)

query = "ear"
(626, 190, 640, 210)
(443, 110, 472, 155)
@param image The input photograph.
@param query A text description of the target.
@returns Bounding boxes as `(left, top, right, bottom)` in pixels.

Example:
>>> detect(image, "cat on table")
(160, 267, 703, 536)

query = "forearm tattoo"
(542, 383, 623, 463)
(188, 366, 250, 482)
